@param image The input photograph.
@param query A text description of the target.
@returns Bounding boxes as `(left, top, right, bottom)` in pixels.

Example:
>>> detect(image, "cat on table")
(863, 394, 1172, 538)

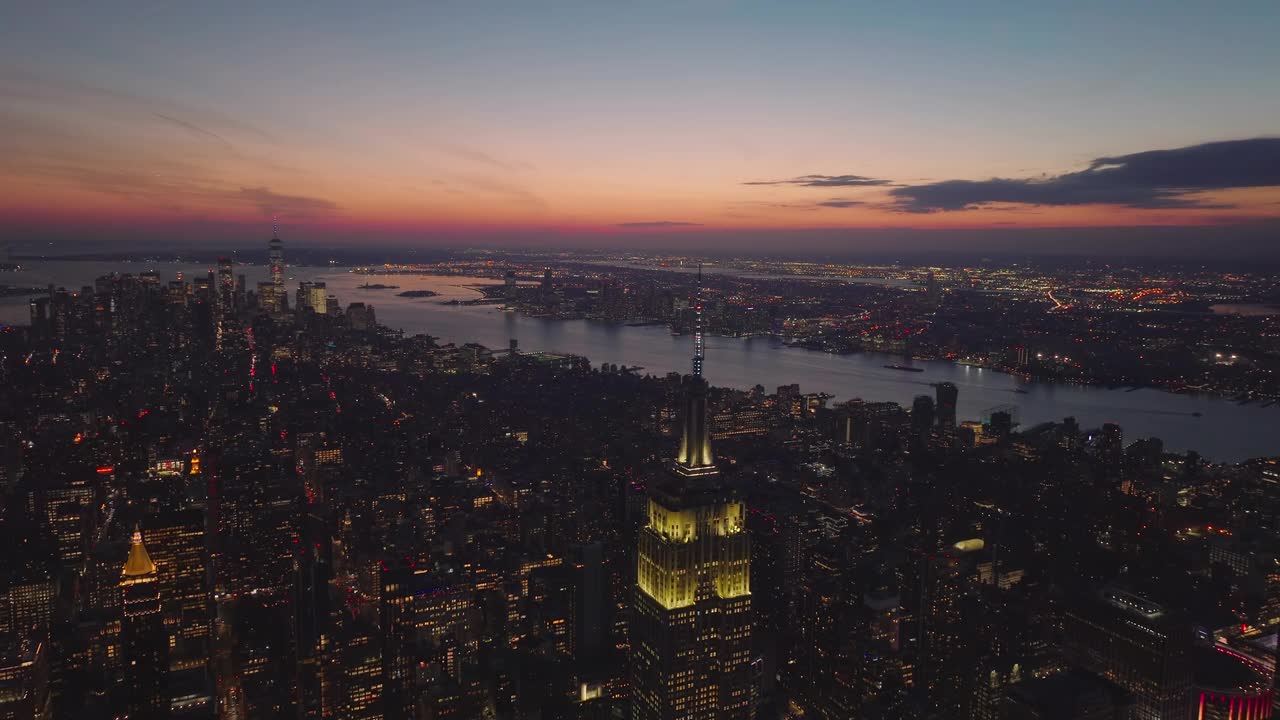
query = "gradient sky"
(3, 1, 1280, 254)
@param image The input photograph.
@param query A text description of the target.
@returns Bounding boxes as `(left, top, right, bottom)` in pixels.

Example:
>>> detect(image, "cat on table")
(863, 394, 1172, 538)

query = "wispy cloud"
(439, 175, 546, 210)
(432, 144, 535, 172)
(0, 67, 276, 144)
(153, 113, 234, 150)
(616, 221, 703, 228)
(0, 108, 335, 219)
(743, 174, 892, 187)
(890, 138, 1280, 213)
(238, 187, 338, 218)
(0, 66, 335, 221)
(729, 198, 866, 211)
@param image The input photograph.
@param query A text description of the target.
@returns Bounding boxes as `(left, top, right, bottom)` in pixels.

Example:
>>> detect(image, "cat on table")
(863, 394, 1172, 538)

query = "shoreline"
(488, 304, 1279, 407)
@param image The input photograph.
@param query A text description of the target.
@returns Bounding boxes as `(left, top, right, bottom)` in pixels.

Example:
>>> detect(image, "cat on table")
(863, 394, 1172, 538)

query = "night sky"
(3, 1, 1279, 254)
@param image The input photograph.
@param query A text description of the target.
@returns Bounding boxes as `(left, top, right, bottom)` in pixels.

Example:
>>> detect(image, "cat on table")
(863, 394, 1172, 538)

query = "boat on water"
(883, 364, 924, 373)
(1191, 411, 1203, 417)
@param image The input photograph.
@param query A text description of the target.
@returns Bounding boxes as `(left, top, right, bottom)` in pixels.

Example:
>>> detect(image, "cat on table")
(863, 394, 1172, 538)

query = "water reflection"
(3, 262, 1276, 461)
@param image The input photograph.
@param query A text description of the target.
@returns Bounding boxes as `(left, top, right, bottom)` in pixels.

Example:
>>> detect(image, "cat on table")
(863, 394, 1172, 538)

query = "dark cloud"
(891, 138, 1280, 213)
(616, 221, 703, 228)
(238, 187, 338, 218)
(730, 198, 866, 211)
(744, 174, 892, 187)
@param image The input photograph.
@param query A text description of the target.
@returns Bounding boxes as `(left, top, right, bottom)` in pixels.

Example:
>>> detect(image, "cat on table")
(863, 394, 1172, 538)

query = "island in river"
(396, 289, 439, 298)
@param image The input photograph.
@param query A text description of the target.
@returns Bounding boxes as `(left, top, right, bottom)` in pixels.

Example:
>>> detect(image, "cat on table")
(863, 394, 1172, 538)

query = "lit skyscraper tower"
(692, 264, 705, 379)
(119, 527, 168, 719)
(630, 266, 754, 720)
(268, 220, 285, 312)
(269, 222, 284, 289)
(217, 256, 235, 311)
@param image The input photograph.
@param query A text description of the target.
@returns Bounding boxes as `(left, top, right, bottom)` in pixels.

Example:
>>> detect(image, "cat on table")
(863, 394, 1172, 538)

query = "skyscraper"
(1063, 588, 1191, 720)
(269, 225, 284, 292)
(142, 510, 208, 673)
(217, 256, 235, 312)
(119, 528, 168, 719)
(911, 394, 935, 450)
(262, 223, 285, 313)
(0, 627, 52, 720)
(935, 382, 958, 430)
(934, 381, 959, 447)
(630, 269, 754, 720)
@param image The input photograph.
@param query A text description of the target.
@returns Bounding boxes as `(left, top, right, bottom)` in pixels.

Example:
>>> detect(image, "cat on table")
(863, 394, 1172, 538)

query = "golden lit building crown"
(122, 526, 157, 578)
(636, 489, 750, 609)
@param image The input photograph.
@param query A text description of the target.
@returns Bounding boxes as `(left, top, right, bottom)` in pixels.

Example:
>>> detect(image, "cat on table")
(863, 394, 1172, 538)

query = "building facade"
(630, 269, 755, 720)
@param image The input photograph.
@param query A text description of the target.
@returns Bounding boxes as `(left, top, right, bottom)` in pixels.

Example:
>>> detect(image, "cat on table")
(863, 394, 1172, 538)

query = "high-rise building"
(1099, 423, 1124, 470)
(914, 552, 968, 717)
(911, 395, 935, 450)
(0, 576, 55, 639)
(320, 618, 382, 720)
(217, 256, 235, 312)
(935, 382, 958, 430)
(925, 271, 940, 300)
(142, 510, 208, 672)
(118, 528, 168, 719)
(269, 224, 285, 309)
(346, 302, 376, 331)
(0, 627, 52, 720)
(989, 410, 1015, 442)
(378, 562, 418, 719)
(864, 589, 901, 652)
(42, 479, 94, 570)
(630, 269, 754, 720)
(1004, 669, 1133, 720)
(1063, 588, 1191, 720)
(297, 281, 328, 315)
(934, 381, 959, 447)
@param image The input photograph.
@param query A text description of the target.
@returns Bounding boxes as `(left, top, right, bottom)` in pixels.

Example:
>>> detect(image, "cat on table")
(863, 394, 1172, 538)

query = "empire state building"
(630, 270, 754, 720)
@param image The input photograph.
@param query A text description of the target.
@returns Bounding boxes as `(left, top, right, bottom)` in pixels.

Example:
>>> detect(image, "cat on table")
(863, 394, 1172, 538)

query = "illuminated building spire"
(268, 218, 285, 299)
(692, 263, 704, 378)
(631, 260, 752, 717)
(122, 525, 156, 577)
(119, 524, 165, 718)
(676, 264, 715, 474)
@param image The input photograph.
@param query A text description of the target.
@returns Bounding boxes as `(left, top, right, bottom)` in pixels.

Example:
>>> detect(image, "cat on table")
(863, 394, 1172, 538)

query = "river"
(3, 260, 1277, 462)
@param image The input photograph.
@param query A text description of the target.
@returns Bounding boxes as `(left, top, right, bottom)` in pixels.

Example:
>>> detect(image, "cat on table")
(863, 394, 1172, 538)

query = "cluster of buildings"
(416, 254, 1280, 404)
(0, 236, 1278, 719)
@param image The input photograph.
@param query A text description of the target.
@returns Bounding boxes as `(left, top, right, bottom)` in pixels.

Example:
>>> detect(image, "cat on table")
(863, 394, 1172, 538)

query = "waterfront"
(4, 261, 1277, 461)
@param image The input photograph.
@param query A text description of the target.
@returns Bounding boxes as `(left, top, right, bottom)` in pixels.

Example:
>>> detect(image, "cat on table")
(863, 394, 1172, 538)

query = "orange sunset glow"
(3, 3, 1279, 253)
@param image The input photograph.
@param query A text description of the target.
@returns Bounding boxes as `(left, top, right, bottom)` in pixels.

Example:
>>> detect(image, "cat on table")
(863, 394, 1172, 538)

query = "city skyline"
(7, 6, 1280, 719)
(5, 218, 1280, 720)
(4, 2, 1280, 254)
